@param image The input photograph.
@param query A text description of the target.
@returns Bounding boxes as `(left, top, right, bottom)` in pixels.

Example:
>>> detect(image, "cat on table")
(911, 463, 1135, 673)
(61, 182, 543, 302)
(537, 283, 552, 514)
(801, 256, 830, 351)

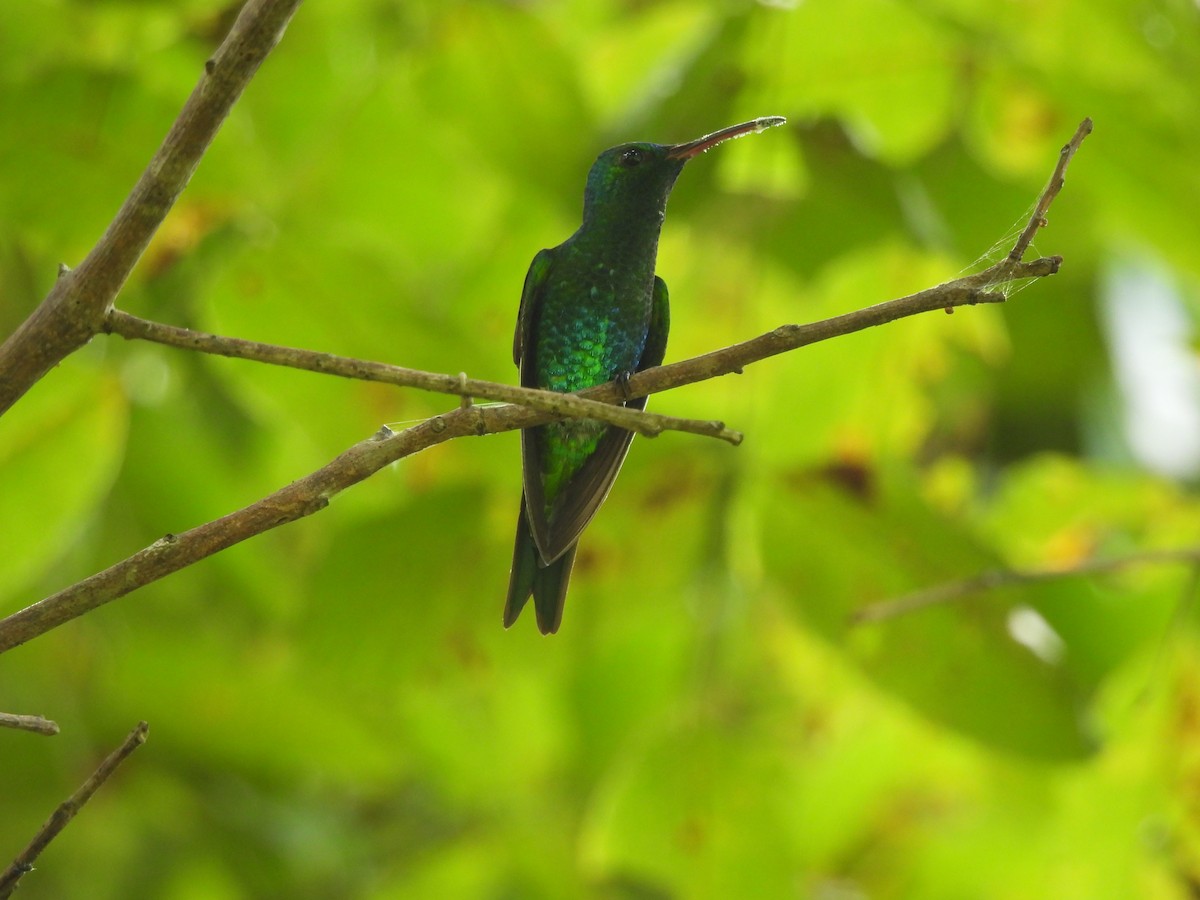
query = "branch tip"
(0, 712, 60, 736)
(1008, 118, 1093, 262)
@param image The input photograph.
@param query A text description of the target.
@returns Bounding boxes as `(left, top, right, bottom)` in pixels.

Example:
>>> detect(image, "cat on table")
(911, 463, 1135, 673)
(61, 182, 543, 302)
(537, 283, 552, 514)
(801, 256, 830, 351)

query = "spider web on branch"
(955, 200, 1046, 302)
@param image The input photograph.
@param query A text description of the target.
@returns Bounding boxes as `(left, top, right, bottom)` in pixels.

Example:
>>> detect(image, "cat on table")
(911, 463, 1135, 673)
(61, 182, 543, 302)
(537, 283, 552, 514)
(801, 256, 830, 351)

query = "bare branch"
(1009, 117, 1094, 262)
(0, 712, 59, 737)
(0, 722, 149, 899)
(0, 0, 303, 416)
(617, 257, 1057, 405)
(103, 309, 742, 445)
(0, 417, 460, 653)
(852, 547, 1200, 624)
(0, 260, 1059, 655)
(0, 120, 1092, 654)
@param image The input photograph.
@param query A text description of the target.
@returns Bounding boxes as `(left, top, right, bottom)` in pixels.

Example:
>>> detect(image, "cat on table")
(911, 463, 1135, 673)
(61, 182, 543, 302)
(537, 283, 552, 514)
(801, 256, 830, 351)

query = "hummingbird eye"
(618, 147, 644, 168)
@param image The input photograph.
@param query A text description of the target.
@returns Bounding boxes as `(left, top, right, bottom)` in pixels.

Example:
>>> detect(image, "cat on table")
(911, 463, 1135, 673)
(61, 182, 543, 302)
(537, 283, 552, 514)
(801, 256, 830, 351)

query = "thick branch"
(852, 547, 1200, 624)
(103, 310, 741, 445)
(0, 712, 59, 736)
(0, 722, 148, 899)
(0, 0, 302, 416)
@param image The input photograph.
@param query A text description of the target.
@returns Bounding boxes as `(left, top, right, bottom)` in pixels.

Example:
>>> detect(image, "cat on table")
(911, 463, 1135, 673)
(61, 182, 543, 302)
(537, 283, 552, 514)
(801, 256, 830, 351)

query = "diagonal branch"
(0, 722, 149, 899)
(1009, 117, 1093, 262)
(102, 309, 742, 444)
(0, 120, 1092, 654)
(621, 258, 1057, 402)
(0, 0, 303, 416)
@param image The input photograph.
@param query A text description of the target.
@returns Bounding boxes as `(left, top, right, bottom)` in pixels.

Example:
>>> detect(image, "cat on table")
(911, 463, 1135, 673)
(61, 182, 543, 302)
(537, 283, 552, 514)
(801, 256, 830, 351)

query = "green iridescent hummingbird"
(504, 116, 786, 634)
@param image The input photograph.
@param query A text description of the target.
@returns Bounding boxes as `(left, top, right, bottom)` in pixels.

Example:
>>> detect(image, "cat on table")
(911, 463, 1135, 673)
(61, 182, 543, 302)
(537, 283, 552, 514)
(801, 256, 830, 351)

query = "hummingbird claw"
(614, 370, 634, 401)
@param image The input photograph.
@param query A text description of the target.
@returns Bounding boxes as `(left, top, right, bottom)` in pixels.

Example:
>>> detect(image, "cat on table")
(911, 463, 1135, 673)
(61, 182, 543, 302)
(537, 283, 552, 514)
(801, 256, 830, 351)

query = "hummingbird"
(503, 116, 786, 634)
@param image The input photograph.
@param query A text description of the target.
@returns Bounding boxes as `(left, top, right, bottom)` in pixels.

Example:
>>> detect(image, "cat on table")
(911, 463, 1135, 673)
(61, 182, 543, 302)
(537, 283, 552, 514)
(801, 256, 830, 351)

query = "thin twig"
(0, 0, 302, 416)
(852, 547, 1200, 624)
(615, 257, 1056, 405)
(0, 722, 149, 899)
(103, 310, 742, 445)
(0, 120, 1091, 654)
(0, 712, 59, 736)
(1009, 117, 1093, 262)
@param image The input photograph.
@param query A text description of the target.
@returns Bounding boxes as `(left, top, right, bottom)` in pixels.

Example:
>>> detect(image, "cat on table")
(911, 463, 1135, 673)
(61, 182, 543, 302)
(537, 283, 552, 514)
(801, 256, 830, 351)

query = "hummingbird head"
(581, 142, 686, 227)
(580, 117, 786, 228)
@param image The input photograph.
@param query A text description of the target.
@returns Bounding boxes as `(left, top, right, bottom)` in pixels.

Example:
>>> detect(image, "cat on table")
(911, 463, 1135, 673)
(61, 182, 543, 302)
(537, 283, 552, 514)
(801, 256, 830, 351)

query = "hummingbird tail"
(532, 546, 576, 635)
(503, 498, 538, 628)
(504, 496, 577, 635)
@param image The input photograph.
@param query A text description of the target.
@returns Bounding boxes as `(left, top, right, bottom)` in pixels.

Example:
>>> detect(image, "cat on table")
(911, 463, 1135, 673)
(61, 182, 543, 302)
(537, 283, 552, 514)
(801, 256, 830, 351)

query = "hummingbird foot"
(614, 369, 634, 402)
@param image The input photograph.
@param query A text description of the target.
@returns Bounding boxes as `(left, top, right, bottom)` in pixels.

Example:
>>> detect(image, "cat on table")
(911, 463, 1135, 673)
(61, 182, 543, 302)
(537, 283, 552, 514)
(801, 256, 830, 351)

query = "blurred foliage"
(2, 0, 1200, 897)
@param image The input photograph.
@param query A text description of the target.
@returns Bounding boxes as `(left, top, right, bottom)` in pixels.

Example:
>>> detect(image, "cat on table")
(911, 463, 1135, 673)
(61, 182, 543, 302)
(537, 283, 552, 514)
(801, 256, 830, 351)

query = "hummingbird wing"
(514, 248, 556, 365)
(524, 276, 671, 564)
(513, 244, 574, 564)
(642, 274, 671, 372)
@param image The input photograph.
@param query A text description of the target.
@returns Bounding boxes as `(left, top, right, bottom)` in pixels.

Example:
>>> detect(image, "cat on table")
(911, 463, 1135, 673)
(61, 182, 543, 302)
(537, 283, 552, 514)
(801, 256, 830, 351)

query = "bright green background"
(3, 0, 1200, 897)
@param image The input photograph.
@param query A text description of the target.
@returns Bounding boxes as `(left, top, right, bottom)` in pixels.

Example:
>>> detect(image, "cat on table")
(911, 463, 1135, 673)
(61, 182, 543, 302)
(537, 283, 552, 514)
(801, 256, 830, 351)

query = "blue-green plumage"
(504, 117, 785, 634)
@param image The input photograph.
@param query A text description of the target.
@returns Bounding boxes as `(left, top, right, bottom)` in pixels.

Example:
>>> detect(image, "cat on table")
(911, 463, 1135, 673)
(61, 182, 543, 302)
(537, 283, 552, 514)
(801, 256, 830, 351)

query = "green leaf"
(0, 362, 127, 602)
